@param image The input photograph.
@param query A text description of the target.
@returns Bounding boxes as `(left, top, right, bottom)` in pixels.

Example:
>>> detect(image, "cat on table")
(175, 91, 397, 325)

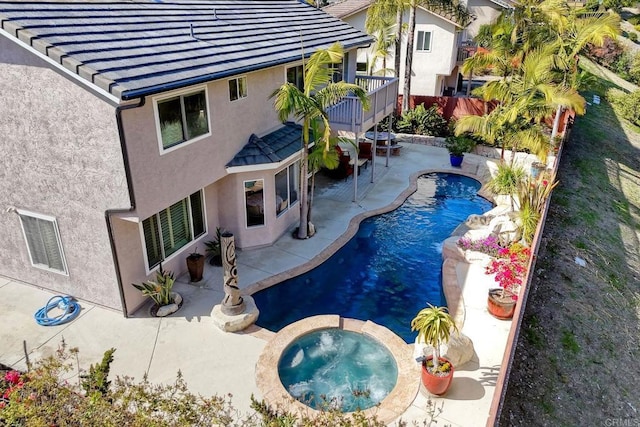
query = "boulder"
(489, 213, 521, 246)
(465, 214, 494, 229)
(414, 332, 475, 367)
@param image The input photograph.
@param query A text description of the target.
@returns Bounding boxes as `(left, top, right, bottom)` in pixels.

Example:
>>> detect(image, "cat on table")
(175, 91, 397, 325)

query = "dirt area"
(499, 70, 640, 424)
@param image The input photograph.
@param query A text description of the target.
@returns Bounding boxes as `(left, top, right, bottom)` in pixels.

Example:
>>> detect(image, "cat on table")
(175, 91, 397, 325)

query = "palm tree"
(366, 0, 407, 80)
(271, 43, 369, 239)
(368, 17, 396, 76)
(547, 9, 619, 139)
(402, 0, 418, 112)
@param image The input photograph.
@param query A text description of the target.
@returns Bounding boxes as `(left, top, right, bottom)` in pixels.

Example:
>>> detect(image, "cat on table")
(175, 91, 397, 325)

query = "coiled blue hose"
(34, 295, 80, 326)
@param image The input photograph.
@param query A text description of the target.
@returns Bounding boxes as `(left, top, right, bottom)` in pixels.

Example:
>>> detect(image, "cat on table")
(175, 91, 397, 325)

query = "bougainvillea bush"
(457, 234, 504, 257)
(485, 243, 531, 300)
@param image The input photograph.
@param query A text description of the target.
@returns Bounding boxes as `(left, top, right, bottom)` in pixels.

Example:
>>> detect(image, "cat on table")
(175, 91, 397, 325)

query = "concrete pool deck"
(0, 141, 515, 426)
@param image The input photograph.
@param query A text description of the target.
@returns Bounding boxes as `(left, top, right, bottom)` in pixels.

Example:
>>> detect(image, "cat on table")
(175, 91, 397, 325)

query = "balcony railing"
(326, 75, 399, 134)
(457, 42, 477, 63)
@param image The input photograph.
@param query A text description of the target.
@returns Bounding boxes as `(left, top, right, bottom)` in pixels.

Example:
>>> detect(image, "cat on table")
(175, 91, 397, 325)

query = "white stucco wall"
(465, 0, 504, 40)
(342, 8, 460, 96)
(0, 35, 129, 310)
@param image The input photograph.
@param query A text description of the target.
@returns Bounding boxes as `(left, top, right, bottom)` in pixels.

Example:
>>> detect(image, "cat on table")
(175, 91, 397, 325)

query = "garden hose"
(34, 295, 80, 326)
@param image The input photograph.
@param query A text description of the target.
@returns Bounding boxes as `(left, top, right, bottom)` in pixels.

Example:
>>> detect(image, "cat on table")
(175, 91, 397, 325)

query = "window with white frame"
(275, 162, 299, 216)
(142, 190, 206, 269)
(18, 210, 68, 274)
(228, 76, 247, 101)
(156, 88, 209, 150)
(416, 31, 432, 52)
(286, 65, 304, 91)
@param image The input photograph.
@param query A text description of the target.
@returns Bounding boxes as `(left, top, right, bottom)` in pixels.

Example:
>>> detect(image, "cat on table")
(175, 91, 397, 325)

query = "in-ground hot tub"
(256, 315, 419, 423)
(278, 328, 398, 411)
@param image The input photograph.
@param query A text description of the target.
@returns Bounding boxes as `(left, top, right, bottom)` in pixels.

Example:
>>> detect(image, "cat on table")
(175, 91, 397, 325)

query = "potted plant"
(410, 304, 459, 395)
(205, 227, 223, 266)
(487, 162, 526, 211)
(132, 266, 182, 317)
(485, 243, 531, 319)
(186, 247, 205, 282)
(444, 135, 476, 167)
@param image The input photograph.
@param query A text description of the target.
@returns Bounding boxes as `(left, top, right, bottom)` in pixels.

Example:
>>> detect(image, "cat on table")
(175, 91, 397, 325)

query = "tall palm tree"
(271, 43, 369, 239)
(547, 9, 619, 139)
(368, 17, 396, 76)
(366, 0, 407, 80)
(402, 0, 418, 112)
(457, 46, 585, 163)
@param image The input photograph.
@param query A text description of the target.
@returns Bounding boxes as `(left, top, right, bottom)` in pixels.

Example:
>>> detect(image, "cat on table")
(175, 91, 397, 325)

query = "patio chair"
(358, 141, 373, 161)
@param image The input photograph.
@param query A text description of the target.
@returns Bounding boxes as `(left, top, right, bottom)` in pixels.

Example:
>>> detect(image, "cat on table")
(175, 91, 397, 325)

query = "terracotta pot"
(487, 288, 516, 319)
(421, 356, 454, 395)
(186, 254, 205, 282)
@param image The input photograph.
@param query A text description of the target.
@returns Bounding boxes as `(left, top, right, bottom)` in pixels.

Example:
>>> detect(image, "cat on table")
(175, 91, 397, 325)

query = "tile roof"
(322, 0, 372, 19)
(226, 122, 302, 168)
(0, 0, 373, 100)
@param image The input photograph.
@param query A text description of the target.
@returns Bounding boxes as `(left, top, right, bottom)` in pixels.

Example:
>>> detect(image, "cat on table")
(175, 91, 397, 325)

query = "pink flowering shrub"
(457, 234, 504, 257)
(1, 370, 24, 409)
(485, 243, 531, 300)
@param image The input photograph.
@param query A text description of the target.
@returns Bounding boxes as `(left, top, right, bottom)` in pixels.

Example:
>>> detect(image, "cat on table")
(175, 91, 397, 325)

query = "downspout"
(106, 97, 146, 317)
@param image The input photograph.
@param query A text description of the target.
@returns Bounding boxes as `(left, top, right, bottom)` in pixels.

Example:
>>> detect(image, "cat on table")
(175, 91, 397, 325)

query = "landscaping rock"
(156, 303, 179, 317)
(465, 214, 494, 229)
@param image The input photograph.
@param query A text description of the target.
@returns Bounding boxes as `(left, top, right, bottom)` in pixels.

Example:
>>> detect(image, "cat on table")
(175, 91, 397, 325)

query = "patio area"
(0, 141, 513, 426)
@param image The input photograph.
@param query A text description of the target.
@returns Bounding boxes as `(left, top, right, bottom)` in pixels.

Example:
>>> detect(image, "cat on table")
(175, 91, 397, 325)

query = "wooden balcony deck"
(326, 75, 398, 135)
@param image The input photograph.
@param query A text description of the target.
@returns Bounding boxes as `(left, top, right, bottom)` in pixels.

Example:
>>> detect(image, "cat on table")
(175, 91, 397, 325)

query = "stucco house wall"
(338, 7, 460, 97)
(0, 36, 129, 310)
(465, 0, 504, 40)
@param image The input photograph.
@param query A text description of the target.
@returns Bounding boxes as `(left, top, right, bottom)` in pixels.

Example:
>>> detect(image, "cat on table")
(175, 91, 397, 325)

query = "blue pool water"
(254, 173, 492, 342)
(278, 329, 397, 411)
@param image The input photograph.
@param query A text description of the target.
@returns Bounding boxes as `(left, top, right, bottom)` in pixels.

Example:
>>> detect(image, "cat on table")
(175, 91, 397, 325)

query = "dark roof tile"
(227, 122, 302, 168)
(0, 0, 373, 100)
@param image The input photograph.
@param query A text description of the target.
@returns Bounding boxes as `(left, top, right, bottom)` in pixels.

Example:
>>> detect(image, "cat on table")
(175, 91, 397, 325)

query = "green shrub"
(607, 88, 640, 126)
(1, 344, 420, 427)
(395, 104, 449, 136)
(628, 32, 638, 43)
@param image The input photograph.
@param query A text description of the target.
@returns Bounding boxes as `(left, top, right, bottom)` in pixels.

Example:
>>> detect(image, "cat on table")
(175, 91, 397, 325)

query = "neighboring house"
(324, 0, 512, 96)
(0, 0, 397, 315)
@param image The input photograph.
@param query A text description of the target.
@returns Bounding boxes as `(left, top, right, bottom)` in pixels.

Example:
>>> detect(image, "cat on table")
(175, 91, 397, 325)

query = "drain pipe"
(106, 97, 146, 317)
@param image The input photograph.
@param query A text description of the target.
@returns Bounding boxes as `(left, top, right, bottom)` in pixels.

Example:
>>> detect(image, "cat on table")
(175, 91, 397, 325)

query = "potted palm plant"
(411, 304, 459, 395)
(132, 266, 182, 317)
(444, 135, 476, 167)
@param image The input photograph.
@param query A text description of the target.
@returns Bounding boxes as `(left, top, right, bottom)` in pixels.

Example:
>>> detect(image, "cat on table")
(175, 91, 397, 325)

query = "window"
(287, 65, 304, 91)
(156, 88, 209, 150)
(275, 162, 299, 216)
(417, 31, 432, 52)
(18, 210, 67, 274)
(356, 62, 368, 74)
(228, 76, 247, 101)
(142, 190, 206, 269)
(245, 180, 265, 227)
(329, 61, 343, 83)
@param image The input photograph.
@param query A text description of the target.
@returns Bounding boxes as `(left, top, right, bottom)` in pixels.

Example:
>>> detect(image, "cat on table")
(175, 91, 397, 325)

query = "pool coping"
(255, 315, 420, 424)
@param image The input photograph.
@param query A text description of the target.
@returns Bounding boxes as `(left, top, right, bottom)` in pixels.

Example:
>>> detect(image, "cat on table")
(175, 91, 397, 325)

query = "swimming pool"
(253, 173, 492, 342)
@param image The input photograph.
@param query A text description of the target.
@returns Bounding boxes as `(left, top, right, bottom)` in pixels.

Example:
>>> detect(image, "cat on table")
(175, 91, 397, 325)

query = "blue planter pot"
(449, 154, 464, 167)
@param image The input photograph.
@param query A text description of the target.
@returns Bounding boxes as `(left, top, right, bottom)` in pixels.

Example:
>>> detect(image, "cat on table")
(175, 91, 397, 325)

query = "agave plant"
(410, 304, 458, 373)
(132, 266, 175, 306)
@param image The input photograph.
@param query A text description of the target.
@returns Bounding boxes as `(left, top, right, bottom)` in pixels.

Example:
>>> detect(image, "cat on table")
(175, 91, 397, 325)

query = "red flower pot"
(487, 289, 516, 319)
(421, 356, 454, 395)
